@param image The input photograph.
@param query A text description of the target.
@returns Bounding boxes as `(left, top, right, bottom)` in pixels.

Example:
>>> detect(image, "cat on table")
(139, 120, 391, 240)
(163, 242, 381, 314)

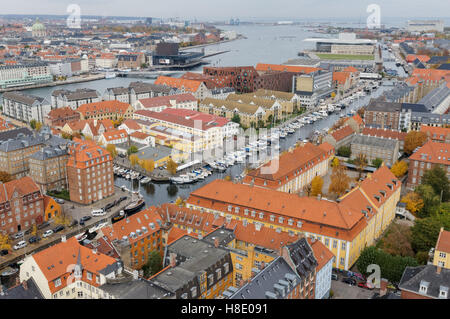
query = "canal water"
(113, 82, 390, 207)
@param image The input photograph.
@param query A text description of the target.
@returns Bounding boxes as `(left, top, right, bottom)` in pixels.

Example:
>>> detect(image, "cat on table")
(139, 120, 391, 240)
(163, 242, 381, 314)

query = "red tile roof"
(331, 125, 355, 141)
(154, 76, 203, 93)
(420, 125, 450, 142)
(255, 63, 321, 74)
(138, 93, 197, 109)
(309, 239, 334, 272)
(409, 140, 450, 166)
(362, 127, 406, 141)
(0, 176, 40, 203)
(436, 228, 450, 254)
(77, 100, 131, 117)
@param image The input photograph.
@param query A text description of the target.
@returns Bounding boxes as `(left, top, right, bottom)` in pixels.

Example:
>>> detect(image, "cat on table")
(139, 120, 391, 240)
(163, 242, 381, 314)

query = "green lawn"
(315, 53, 374, 60)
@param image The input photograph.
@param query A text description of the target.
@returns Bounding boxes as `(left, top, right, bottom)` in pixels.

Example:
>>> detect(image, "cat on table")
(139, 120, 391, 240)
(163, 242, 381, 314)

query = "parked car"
(38, 221, 50, 230)
(69, 219, 79, 228)
(104, 202, 115, 211)
(53, 225, 65, 233)
(43, 229, 53, 238)
(13, 241, 27, 250)
(80, 216, 92, 225)
(118, 196, 127, 202)
(358, 282, 374, 290)
(91, 209, 106, 217)
(342, 277, 357, 286)
(0, 249, 8, 256)
(331, 274, 338, 281)
(55, 198, 65, 204)
(28, 236, 41, 244)
(12, 231, 25, 240)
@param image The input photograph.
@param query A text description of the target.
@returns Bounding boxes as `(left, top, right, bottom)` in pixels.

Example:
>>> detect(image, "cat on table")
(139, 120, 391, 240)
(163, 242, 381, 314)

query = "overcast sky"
(1, 0, 449, 20)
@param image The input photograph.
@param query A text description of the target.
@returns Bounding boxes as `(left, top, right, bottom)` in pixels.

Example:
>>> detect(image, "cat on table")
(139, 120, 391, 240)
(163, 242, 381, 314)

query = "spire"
(74, 247, 83, 280)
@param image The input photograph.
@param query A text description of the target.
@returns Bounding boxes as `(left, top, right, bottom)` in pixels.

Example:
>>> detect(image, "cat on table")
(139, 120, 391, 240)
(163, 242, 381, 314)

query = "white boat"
(140, 177, 151, 184)
(171, 174, 192, 184)
(105, 72, 116, 79)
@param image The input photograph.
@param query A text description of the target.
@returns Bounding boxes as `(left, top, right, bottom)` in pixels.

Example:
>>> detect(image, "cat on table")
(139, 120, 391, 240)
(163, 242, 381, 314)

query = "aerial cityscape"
(0, 0, 449, 306)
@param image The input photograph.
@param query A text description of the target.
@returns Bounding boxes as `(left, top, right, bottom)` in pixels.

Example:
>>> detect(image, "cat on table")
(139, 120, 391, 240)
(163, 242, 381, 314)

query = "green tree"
(372, 158, 383, 168)
(29, 119, 37, 129)
(142, 250, 162, 278)
(106, 144, 118, 158)
(337, 146, 351, 157)
(415, 184, 440, 218)
(127, 145, 138, 155)
(421, 165, 450, 202)
(231, 114, 241, 124)
(411, 215, 448, 253)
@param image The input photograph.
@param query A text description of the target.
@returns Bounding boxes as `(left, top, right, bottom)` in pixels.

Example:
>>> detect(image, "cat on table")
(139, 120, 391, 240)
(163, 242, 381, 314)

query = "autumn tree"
(141, 159, 155, 173)
(106, 144, 118, 158)
(400, 192, 424, 215)
(354, 153, 367, 180)
(54, 212, 70, 226)
(331, 157, 340, 168)
(0, 171, 13, 183)
(379, 223, 415, 257)
(224, 175, 232, 181)
(166, 158, 178, 175)
(390, 160, 408, 178)
(331, 118, 346, 131)
(175, 196, 185, 206)
(310, 176, 324, 196)
(328, 164, 351, 197)
(404, 131, 427, 155)
(129, 154, 139, 167)
(0, 233, 12, 251)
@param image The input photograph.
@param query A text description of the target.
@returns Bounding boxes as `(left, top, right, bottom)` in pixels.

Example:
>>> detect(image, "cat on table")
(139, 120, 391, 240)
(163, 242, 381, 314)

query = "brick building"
(45, 107, 80, 128)
(66, 139, 114, 204)
(407, 140, 450, 189)
(0, 176, 44, 235)
(364, 100, 402, 129)
(102, 208, 164, 270)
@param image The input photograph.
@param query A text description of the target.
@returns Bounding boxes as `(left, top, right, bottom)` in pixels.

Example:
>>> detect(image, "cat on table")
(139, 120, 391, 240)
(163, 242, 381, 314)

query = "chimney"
(93, 248, 98, 255)
(170, 252, 177, 268)
(437, 266, 442, 275)
(380, 278, 388, 297)
(22, 280, 28, 291)
(260, 261, 265, 270)
(61, 235, 66, 242)
(214, 237, 219, 248)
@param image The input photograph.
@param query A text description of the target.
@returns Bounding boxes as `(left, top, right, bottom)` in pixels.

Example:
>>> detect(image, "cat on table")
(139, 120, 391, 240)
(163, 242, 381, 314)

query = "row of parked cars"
(12, 225, 67, 251)
(91, 196, 128, 217)
(332, 269, 375, 290)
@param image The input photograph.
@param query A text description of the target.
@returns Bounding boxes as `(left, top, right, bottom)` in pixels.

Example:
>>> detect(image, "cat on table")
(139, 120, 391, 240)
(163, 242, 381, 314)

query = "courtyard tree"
(310, 176, 324, 197)
(422, 165, 450, 202)
(390, 160, 408, 178)
(142, 250, 163, 278)
(0, 171, 13, 183)
(127, 145, 138, 155)
(400, 192, 424, 215)
(328, 164, 351, 197)
(106, 144, 118, 158)
(404, 131, 427, 155)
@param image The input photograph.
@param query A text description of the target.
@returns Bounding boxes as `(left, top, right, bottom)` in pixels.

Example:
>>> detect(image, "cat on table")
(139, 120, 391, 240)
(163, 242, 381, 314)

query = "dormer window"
(387, 183, 393, 190)
(439, 286, 448, 299)
(380, 190, 386, 197)
(374, 195, 381, 202)
(297, 221, 303, 228)
(419, 280, 429, 295)
(227, 205, 232, 212)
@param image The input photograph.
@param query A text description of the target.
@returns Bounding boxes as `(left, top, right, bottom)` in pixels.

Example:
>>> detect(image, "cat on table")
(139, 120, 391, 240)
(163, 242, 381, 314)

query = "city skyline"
(1, 0, 449, 20)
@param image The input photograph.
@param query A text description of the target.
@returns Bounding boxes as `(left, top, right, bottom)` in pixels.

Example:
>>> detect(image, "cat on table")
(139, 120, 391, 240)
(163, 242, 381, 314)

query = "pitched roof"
(0, 176, 40, 203)
(420, 125, 450, 142)
(436, 228, 450, 254)
(46, 107, 79, 120)
(102, 208, 162, 245)
(138, 93, 197, 109)
(358, 165, 401, 208)
(32, 237, 118, 292)
(154, 76, 203, 93)
(77, 100, 131, 117)
(399, 265, 450, 299)
(101, 129, 128, 142)
(409, 140, 450, 165)
(120, 119, 141, 130)
(331, 125, 355, 141)
(361, 127, 406, 141)
(255, 63, 321, 74)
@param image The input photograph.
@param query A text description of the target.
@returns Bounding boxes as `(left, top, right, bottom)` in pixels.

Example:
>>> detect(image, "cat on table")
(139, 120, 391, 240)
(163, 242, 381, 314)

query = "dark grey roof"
(0, 134, 45, 152)
(427, 56, 449, 64)
(401, 103, 428, 113)
(418, 83, 450, 112)
(108, 87, 129, 95)
(53, 88, 99, 101)
(29, 145, 68, 160)
(351, 134, 399, 148)
(437, 63, 450, 70)
(399, 265, 450, 299)
(129, 82, 172, 94)
(98, 261, 121, 276)
(229, 257, 301, 299)
(411, 112, 450, 125)
(101, 278, 171, 299)
(0, 127, 32, 142)
(151, 235, 230, 293)
(366, 100, 402, 112)
(203, 227, 235, 247)
(284, 237, 317, 278)
(2, 91, 47, 106)
(0, 278, 44, 299)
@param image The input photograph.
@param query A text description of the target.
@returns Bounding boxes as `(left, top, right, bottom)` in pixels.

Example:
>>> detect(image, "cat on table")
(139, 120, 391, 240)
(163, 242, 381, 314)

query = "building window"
(333, 240, 337, 249)
(54, 278, 62, 287)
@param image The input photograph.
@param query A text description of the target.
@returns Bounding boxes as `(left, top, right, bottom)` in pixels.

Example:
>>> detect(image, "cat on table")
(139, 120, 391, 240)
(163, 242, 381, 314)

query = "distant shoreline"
(0, 74, 106, 93)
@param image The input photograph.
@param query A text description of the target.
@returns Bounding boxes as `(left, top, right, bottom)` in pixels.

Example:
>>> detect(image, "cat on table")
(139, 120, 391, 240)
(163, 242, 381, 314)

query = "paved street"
(331, 271, 376, 299)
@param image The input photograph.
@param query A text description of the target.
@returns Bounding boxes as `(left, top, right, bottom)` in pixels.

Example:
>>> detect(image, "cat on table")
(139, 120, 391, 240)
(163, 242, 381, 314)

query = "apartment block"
(66, 139, 114, 204)
(2, 91, 51, 123)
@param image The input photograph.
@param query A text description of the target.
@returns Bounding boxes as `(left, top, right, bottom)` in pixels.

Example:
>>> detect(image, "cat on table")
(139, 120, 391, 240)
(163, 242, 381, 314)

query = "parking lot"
(0, 185, 133, 270)
(331, 270, 377, 299)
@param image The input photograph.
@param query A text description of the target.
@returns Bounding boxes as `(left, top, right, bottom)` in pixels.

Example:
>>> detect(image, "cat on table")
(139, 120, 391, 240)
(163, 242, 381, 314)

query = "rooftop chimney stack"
(214, 237, 219, 248)
(22, 280, 28, 291)
(437, 266, 442, 275)
(170, 253, 177, 268)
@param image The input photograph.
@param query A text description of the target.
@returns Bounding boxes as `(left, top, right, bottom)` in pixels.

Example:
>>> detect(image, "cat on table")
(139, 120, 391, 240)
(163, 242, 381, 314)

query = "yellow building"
(433, 228, 450, 269)
(43, 195, 61, 221)
(186, 166, 401, 271)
